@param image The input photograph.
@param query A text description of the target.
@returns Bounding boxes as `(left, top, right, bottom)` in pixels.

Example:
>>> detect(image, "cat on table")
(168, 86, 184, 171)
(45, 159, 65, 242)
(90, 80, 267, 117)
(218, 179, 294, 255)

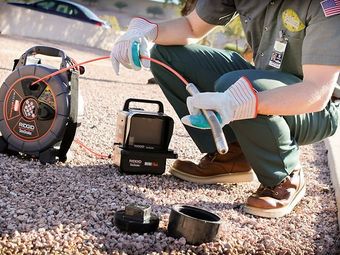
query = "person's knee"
(214, 70, 246, 92)
(150, 45, 170, 74)
(214, 69, 301, 93)
(150, 44, 161, 59)
(150, 44, 172, 61)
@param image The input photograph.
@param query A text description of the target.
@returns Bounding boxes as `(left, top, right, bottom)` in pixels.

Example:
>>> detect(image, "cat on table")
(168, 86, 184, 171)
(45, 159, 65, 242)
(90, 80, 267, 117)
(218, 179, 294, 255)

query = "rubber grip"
(130, 41, 142, 69)
(186, 83, 228, 154)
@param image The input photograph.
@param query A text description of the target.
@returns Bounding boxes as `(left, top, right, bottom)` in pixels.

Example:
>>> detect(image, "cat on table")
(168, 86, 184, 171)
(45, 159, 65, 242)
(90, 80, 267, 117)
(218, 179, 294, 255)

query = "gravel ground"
(0, 35, 339, 255)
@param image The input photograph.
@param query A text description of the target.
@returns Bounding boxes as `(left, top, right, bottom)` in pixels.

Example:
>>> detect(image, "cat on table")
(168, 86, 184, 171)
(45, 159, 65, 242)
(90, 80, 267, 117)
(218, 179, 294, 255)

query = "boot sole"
(169, 166, 257, 184)
(243, 183, 306, 218)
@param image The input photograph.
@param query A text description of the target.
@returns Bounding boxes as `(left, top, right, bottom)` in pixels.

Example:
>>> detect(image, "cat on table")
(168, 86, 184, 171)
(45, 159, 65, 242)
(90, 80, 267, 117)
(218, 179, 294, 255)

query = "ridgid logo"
(19, 122, 35, 130)
(17, 121, 35, 136)
(129, 159, 142, 167)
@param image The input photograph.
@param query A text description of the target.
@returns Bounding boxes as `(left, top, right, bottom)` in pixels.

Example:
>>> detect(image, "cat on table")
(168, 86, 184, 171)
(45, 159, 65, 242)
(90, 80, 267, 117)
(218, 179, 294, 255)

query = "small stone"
(136, 236, 144, 242)
(38, 228, 46, 233)
(7, 224, 16, 230)
(17, 214, 28, 221)
(10, 192, 17, 197)
(90, 211, 98, 221)
(135, 242, 144, 250)
(321, 186, 330, 193)
(16, 209, 26, 214)
(178, 237, 186, 245)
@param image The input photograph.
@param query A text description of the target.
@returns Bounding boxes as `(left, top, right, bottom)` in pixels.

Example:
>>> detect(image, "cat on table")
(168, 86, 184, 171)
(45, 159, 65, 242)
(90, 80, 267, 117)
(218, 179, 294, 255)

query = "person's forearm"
(257, 65, 339, 116)
(154, 17, 198, 45)
(154, 9, 215, 46)
(257, 81, 334, 115)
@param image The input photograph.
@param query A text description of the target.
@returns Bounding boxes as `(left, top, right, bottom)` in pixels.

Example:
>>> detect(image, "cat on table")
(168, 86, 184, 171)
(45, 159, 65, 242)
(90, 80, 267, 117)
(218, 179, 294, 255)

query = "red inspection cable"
(74, 139, 111, 159)
(32, 56, 111, 85)
(32, 55, 189, 86)
(33, 54, 190, 159)
(141, 56, 189, 85)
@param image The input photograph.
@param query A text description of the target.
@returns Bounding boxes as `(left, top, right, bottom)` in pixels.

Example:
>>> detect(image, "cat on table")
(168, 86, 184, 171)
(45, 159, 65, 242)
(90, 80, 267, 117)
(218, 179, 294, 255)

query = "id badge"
(268, 39, 287, 69)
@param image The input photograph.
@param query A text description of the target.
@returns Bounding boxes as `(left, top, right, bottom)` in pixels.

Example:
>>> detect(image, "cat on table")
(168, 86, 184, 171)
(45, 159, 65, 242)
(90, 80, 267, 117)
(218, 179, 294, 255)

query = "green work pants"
(150, 44, 339, 186)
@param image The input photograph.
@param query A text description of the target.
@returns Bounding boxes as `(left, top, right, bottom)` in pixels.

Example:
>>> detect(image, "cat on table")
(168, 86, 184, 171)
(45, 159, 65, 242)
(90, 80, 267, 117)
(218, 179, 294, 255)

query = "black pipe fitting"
(167, 204, 222, 245)
(114, 204, 159, 234)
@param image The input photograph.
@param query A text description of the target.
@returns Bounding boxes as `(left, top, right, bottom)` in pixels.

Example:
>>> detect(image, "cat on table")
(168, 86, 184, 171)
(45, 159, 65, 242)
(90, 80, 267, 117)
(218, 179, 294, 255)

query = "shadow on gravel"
(0, 66, 12, 72)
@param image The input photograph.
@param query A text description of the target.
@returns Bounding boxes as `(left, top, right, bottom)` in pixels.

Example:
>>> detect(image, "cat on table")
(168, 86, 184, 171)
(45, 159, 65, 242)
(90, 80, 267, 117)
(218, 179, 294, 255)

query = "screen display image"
(128, 117, 164, 147)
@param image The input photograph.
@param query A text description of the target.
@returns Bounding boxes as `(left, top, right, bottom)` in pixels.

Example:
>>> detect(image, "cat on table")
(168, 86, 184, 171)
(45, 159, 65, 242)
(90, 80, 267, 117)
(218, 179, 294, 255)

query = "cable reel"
(0, 46, 84, 164)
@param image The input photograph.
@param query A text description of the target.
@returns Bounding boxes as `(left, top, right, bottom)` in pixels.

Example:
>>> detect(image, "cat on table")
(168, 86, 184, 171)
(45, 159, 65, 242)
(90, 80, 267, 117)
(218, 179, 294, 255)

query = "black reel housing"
(0, 46, 83, 164)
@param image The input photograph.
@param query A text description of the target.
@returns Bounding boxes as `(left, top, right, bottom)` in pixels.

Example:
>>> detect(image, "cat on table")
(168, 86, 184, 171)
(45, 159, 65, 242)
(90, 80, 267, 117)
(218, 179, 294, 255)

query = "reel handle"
(186, 83, 228, 154)
(17, 46, 68, 69)
(123, 98, 164, 113)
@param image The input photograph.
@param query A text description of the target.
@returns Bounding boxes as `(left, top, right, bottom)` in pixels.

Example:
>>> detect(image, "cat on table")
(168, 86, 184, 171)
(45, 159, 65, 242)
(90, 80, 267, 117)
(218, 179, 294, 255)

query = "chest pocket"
(282, 36, 303, 78)
(281, 8, 306, 42)
(278, 8, 306, 77)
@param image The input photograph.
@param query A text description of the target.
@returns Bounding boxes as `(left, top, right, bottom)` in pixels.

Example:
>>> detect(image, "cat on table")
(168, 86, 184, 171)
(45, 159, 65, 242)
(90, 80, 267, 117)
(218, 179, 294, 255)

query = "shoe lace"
(257, 171, 298, 198)
(205, 145, 241, 162)
(258, 182, 284, 197)
(206, 152, 218, 162)
(265, 185, 282, 196)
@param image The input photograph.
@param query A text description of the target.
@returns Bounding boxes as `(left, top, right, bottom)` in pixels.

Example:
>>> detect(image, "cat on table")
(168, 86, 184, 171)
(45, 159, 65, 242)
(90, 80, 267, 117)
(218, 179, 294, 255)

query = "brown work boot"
(169, 142, 256, 184)
(244, 169, 306, 218)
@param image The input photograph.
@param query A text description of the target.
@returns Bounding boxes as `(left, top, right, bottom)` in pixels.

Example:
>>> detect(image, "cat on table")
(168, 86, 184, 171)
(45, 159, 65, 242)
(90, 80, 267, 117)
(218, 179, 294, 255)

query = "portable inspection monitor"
(113, 98, 177, 174)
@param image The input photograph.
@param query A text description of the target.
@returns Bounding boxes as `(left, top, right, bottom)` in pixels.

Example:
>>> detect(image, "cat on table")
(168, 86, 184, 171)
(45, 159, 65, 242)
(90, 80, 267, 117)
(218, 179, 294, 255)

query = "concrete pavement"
(325, 117, 340, 228)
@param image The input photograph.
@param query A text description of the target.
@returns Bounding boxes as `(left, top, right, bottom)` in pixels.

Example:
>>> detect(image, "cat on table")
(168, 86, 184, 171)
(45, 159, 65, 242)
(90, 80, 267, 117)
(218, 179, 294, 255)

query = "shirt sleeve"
(302, 2, 340, 66)
(195, 0, 236, 26)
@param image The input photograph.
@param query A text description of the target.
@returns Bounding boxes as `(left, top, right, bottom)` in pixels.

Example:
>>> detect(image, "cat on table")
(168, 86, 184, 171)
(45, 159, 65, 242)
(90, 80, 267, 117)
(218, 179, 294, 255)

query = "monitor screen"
(128, 116, 163, 146)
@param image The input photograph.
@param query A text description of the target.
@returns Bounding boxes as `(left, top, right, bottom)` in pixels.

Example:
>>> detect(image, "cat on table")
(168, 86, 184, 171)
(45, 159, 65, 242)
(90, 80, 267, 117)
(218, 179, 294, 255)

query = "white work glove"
(181, 77, 258, 129)
(110, 17, 158, 75)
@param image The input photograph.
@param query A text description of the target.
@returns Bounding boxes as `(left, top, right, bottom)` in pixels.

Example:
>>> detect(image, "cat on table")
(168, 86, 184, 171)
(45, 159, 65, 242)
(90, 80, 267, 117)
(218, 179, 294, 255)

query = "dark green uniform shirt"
(196, 0, 340, 79)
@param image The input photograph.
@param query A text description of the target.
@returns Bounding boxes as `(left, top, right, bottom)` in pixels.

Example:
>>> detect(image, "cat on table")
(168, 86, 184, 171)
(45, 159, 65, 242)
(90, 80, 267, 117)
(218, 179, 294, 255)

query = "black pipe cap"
(167, 204, 222, 245)
(114, 204, 159, 234)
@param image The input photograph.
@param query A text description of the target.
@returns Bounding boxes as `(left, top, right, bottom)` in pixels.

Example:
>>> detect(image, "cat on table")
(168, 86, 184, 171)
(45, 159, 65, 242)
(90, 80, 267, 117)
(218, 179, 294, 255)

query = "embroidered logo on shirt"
(282, 9, 305, 32)
(321, 0, 340, 17)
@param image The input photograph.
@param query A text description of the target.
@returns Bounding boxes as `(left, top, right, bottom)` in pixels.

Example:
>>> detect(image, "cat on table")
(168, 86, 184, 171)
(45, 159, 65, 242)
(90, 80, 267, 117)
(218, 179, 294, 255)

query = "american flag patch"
(320, 0, 340, 17)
